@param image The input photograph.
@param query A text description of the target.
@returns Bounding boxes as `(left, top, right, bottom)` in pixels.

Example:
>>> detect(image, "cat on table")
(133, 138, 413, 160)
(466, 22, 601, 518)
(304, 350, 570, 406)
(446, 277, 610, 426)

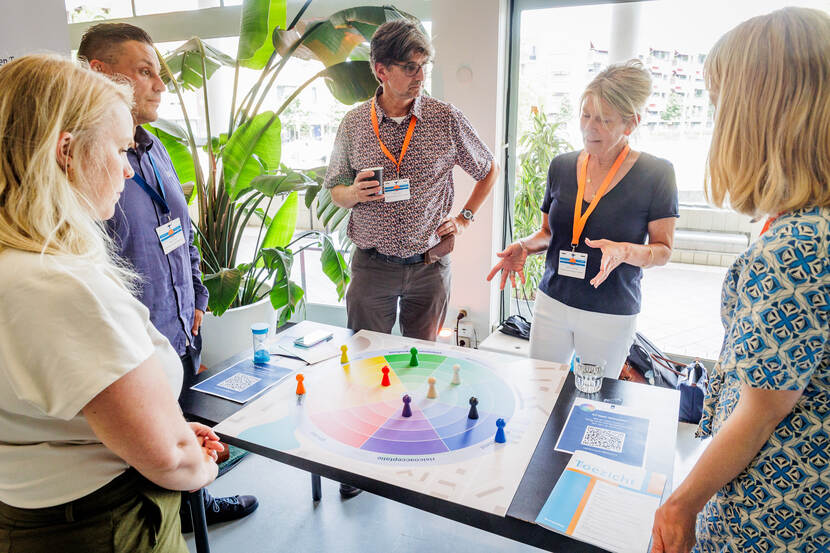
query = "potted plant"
(149, 0, 416, 364)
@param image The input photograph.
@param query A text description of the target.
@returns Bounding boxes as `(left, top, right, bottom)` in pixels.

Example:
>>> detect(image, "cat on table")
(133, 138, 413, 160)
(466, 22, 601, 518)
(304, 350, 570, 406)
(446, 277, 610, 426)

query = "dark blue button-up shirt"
(107, 126, 209, 356)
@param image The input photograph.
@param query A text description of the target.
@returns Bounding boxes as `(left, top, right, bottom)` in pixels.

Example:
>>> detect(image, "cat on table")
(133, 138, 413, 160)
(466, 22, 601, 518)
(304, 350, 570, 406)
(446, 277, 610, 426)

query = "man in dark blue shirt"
(79, 22, 258, 532)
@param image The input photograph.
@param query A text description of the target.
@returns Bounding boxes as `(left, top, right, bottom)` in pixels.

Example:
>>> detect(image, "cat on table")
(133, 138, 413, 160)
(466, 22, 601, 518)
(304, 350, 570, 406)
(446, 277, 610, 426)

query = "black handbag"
(623, 332, 708, 424)
(498, 314, 531, 340)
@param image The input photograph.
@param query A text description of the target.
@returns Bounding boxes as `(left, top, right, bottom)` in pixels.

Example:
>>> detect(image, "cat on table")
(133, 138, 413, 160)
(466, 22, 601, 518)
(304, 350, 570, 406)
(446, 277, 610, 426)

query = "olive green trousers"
(0, 469, 187, 553)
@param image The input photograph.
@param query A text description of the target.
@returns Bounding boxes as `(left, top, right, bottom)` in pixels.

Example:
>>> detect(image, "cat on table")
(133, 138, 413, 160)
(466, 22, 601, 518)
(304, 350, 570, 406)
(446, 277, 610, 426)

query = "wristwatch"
(460, 208, 475, 222)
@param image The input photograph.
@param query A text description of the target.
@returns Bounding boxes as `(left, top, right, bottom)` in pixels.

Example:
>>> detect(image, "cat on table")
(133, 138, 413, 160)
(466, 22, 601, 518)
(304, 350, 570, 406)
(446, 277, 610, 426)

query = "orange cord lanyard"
(572, 144, 630, 250)
(370, 97, 417, 178)
(760, 214, 783, 235)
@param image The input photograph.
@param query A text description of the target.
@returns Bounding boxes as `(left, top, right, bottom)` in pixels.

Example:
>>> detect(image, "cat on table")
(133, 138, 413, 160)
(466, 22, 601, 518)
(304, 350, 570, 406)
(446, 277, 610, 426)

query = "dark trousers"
(346, 248, 452, 341)
(0, 469, 187, 553)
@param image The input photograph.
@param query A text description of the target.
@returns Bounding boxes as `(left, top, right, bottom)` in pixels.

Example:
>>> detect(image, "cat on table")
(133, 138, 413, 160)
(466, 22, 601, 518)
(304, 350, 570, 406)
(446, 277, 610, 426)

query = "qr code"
(217, 373, 261, 392)
(581, 425, 625, 453)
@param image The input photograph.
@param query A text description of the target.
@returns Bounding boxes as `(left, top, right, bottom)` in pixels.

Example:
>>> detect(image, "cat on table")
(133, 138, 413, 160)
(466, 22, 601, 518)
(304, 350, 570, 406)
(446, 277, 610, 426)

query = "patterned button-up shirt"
(106, 126, 209, 357)
(695, 207, 829, 552)
(324, 88, 493, 257)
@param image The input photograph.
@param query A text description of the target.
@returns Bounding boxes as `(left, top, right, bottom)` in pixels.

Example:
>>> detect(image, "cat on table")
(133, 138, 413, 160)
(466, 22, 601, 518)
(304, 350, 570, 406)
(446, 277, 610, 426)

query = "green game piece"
(409, 347, 419, 367)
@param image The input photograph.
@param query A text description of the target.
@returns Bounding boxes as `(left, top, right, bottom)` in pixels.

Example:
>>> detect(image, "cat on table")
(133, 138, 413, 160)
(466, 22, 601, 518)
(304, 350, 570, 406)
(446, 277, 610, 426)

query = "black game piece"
(468, 396, 479, 419)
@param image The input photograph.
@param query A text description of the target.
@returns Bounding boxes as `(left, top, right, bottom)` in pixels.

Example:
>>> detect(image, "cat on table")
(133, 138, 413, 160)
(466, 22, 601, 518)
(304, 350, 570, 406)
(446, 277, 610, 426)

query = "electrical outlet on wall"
(457, 322, 475, 348)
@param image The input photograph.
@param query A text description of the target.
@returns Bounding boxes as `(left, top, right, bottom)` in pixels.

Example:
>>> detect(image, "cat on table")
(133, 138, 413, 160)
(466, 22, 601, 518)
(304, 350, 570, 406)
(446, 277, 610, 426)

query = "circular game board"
(302, 349, 516, 459)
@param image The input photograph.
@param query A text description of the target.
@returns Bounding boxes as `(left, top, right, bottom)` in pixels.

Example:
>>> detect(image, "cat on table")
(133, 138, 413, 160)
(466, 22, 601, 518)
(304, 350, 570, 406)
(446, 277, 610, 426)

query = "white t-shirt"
(0, 249, 182, 508)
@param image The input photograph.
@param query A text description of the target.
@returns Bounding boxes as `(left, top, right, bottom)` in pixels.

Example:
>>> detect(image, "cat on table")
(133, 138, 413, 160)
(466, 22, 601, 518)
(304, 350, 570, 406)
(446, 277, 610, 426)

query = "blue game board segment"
(428, 406, 503, 450)
(238, 414, 301, 451)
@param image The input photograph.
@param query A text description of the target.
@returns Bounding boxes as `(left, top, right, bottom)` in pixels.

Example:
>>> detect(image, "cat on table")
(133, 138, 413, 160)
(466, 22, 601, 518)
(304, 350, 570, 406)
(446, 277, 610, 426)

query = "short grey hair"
(370, 19, 433, 81)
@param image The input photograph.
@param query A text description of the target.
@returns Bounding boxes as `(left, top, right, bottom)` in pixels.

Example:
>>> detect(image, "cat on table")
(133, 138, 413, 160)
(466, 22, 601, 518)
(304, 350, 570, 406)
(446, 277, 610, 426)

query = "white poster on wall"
(0, 0, 70, 68)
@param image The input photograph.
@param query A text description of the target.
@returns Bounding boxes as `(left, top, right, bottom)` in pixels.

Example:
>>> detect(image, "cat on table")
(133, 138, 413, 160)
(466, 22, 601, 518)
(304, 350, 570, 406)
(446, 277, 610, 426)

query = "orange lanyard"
(572, 145, 630, 249)
(371, 97, 417, 177)
(761, 214, 783, 235)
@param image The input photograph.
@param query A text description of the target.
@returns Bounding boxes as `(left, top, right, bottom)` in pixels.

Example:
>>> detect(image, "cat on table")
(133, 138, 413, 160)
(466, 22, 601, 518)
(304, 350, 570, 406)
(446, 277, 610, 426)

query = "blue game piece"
(402, 394, 412, 417)
(468, 396, 479, 419)
(495, 418, 506, 443)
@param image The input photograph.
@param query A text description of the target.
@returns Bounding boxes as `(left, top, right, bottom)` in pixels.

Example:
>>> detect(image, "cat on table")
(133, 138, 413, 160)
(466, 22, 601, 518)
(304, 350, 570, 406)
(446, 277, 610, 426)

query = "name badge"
(383, 178, 410, 202)
(156, 217, 186, 255)
(558, 250, 588, 279)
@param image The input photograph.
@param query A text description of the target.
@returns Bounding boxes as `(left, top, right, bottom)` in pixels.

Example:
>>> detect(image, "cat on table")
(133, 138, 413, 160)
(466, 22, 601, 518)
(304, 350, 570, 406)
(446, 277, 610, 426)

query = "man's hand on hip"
(192, 309, 204, 336)
(437, 214, 470, 238)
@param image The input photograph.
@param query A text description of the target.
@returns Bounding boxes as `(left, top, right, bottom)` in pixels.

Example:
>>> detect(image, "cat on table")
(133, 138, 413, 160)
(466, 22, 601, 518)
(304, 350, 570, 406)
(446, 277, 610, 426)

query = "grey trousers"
(346, 248, 452, 342)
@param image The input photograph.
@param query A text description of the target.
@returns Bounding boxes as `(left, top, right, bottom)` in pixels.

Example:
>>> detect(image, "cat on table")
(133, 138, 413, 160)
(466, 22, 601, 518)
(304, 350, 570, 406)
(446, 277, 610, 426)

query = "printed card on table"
(535, 450, 667, 553)
(555, 398, 650, 467)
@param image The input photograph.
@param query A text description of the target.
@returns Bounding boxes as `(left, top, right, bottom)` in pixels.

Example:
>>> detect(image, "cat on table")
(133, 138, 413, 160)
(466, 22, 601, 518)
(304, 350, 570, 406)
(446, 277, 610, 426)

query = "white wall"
(0, 0, 70, 65)
(431, 0, 509, 341)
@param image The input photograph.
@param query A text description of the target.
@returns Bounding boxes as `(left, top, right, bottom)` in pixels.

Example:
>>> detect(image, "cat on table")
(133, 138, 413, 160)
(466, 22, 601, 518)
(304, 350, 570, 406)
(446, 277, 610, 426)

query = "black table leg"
(311, 473, 322, 501)
(186, 489, 211, 553)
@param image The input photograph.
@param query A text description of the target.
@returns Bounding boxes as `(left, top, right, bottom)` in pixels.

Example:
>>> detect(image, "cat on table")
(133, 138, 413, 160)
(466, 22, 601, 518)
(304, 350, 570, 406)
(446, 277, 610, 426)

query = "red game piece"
(295, 373, 305, 395)
(381, 366, 391, 387)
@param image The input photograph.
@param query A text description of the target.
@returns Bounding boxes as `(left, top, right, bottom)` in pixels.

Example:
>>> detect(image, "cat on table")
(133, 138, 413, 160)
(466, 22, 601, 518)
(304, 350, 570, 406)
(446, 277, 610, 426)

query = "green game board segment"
(385, 353, 446, 371)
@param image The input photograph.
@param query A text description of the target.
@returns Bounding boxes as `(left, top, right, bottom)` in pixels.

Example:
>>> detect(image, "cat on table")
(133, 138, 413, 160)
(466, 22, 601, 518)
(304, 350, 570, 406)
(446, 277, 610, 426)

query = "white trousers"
(529, 290, 637, 379)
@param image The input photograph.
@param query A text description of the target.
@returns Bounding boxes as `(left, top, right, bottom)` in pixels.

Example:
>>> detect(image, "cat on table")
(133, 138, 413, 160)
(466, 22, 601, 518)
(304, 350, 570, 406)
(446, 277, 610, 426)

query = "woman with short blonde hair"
(489, 59, 678, 377)
(652, 7, 830, 552)
(0, 54, 220, 552)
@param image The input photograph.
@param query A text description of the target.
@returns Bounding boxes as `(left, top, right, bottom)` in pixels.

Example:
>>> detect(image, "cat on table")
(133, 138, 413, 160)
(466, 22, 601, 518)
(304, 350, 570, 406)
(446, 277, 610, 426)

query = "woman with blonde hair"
(651, 7, 830, 552)
(488, 59, 678, 377)
(0, 54, 219, 551)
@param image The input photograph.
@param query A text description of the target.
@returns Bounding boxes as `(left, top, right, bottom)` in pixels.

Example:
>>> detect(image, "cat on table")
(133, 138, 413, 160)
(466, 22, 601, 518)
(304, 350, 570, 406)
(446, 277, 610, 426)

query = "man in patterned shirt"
(325, 19, 499, 345)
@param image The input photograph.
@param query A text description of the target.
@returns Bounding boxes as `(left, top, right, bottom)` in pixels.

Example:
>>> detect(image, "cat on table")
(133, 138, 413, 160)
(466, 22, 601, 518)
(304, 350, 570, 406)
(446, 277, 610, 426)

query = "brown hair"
(370, 19, 433, 80)
(78, 22, 154, 64)
(704, 7, 830, 216)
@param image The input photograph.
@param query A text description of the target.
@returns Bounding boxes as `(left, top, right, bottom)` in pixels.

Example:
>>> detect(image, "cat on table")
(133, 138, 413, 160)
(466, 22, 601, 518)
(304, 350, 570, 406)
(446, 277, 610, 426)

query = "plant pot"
(199, 297, 277, 369)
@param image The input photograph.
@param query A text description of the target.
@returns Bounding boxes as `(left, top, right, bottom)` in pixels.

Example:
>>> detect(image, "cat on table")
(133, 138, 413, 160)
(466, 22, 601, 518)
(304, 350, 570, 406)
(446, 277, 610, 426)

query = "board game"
(214, 330, 568, 516)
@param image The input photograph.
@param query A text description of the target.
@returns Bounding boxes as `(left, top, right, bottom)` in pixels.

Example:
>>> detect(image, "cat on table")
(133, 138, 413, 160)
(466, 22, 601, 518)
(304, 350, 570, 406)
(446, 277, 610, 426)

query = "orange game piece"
(295, 373, 305, 395)
(381, 366, 391, 387)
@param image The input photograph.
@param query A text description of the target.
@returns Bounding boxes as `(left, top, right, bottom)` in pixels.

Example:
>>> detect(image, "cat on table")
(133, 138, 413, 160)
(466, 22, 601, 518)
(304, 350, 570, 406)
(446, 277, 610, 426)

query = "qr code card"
(581, 425, 625, 453)
(217, 373, 261, 392)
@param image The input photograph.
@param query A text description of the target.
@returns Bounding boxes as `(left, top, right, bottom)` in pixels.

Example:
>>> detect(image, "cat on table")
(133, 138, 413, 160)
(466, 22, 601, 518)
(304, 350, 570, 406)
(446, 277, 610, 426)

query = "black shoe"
(181, 492, 259, 533)
(339, 483, 362, 498)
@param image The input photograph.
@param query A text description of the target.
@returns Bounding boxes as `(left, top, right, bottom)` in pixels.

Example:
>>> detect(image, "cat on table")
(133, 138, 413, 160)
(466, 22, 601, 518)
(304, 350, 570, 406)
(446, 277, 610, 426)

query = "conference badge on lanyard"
(371, 98, 415, 203)
(156, 217, 185, 255)
(558, 145, 629, 280)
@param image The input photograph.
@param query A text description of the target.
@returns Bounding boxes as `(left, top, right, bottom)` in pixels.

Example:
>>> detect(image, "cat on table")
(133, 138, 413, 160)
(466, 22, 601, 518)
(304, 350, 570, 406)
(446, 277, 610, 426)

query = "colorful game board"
(214, 330, 568, 516)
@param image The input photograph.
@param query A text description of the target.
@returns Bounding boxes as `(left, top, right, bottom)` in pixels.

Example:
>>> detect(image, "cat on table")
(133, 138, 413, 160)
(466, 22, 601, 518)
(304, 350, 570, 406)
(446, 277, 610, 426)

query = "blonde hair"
(0, 54, 134, 266)
(581, 59, 652, 125)
(704, 7, 830, 216)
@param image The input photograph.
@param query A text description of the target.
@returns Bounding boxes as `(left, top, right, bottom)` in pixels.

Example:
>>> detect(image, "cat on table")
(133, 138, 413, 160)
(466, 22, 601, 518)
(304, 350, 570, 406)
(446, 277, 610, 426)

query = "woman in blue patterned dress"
(650, 7, 830, 553)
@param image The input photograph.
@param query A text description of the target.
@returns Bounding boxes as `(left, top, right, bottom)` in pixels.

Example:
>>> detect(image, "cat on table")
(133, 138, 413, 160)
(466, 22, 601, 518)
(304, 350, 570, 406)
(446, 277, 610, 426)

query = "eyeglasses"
(391, 61, 431, 77)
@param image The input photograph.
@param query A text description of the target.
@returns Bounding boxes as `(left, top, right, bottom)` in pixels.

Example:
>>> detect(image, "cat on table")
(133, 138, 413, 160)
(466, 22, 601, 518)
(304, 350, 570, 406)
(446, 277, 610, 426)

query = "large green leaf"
(249, 169, 314, 197)
(262, 191, 298, 249)
(223, 111, 281, 199)
(319, 233, 350, 299)
(270, 280, 304, 327)
(143, 123, 197, 193)
(164, 38, 235, 90)
(238, 0, 287, 70)
(320, 60, 377, 105)
(275, 7, 413, 68)
(203, 267, 243, 316)
(261, 247, 292, 281)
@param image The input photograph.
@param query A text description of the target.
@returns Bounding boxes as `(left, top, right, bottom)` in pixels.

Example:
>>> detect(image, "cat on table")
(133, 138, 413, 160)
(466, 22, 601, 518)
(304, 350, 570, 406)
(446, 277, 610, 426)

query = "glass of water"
(574, 359, 605, 394)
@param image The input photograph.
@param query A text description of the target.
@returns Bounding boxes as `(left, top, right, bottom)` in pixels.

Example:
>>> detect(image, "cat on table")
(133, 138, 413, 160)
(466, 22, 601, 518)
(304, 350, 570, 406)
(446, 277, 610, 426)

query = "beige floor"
(639, 262, 727, 362)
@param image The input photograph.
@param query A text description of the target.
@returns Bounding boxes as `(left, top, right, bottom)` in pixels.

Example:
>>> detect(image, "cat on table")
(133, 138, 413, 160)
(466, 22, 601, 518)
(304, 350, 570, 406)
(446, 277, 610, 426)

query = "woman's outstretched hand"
(585, 237, 628, 288)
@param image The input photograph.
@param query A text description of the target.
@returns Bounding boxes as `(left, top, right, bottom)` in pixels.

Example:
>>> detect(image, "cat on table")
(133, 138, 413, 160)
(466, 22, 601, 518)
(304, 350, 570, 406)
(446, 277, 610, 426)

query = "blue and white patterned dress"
(694, 207, 829, 552)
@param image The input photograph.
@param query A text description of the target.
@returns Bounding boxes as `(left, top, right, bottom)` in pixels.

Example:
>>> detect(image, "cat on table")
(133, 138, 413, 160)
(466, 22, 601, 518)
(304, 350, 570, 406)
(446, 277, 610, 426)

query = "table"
(180, 328, 679, 553)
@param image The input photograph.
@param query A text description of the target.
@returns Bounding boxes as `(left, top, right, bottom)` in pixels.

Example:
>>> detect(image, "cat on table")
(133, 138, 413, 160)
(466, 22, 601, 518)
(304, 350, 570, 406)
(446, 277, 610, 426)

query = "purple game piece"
(402, 394, 412, 417)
